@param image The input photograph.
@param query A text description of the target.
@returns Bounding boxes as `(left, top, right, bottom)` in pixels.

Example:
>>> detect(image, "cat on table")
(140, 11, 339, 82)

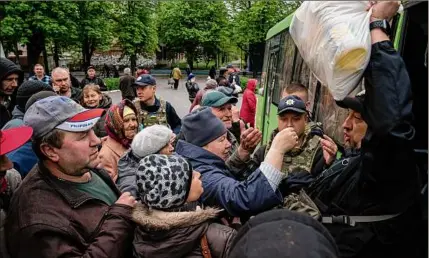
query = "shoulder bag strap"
(201, 234, 212, 258)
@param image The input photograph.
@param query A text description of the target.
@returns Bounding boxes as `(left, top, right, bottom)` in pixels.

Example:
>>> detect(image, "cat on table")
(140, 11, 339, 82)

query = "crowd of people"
(0, 2, 426, 257)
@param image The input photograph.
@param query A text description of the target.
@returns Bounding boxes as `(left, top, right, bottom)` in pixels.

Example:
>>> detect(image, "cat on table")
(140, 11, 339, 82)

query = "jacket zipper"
(88, 210, 109, 241)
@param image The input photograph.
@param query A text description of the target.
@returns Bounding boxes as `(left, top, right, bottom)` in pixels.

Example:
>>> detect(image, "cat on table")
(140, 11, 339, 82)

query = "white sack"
(290, 1, 373, 101)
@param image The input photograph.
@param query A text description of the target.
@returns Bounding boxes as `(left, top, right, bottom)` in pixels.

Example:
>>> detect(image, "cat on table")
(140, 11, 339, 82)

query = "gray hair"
(124, 68, 131, 75)
(51, 67, 69, 77)
(205, 79, 218, 89)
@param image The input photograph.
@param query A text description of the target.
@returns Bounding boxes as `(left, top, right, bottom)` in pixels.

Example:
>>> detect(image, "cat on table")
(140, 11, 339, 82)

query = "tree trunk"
(27, 29, 44, 73)
(82, 37, 91, 69)
(186, 54, 194, 71)
(42, 39, 49, 73)
(13, 42, 20, 66)
(53, 41, 60, 67)
(249, 42, 265, 78)
(130, 53, 137, 76)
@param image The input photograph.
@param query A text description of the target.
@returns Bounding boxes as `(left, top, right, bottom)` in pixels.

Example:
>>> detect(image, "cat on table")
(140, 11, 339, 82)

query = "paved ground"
(106, 77, 242, 119)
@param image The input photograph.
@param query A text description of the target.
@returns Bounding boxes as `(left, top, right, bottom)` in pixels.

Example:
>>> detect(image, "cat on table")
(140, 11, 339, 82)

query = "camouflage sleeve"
(226, 145, 266, 181)
(226, 150, 251, 180)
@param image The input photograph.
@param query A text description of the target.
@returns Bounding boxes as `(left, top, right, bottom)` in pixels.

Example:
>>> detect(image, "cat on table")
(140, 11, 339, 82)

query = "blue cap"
(187, 73, 195, 81)
(278, 95, 307, 115)
(133, 74, 156, 88)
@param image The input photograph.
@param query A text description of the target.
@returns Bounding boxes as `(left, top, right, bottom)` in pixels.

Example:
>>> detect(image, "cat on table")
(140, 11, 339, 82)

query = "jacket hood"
(11, 105, 24, 120)
(132, 203, 221, 231)
(0, 58, 23, 84)
(246, 79, 257, 92)
(229, 209, 339, 258)
(99, 93, 112, 109)
(0, 58, 24, 97)
(175, 140, 227, 169)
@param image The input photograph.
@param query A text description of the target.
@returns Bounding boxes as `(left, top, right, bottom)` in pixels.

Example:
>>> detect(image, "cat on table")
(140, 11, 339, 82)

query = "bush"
(104, 78, 120, 91)
(240, 76, 249, 91)
(240, 76, 260, 93)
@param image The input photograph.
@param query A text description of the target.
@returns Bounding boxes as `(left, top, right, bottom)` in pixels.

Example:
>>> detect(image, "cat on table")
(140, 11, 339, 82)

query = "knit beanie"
(181, 106, 226, 147)
(137, 154, 193, 210)
(131, 125, 173, 158)
(16, 80, 54, 112)
(25, 91, 57, 112)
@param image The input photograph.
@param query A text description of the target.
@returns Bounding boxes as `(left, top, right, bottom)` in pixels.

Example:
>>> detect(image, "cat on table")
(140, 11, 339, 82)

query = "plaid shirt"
(29, 75, 51, 85)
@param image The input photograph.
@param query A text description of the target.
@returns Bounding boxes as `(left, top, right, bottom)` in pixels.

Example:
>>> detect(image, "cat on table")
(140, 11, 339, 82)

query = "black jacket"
(119, 75, 135, 100)
(70, 74, 81, 89)
(0, 103, 11, 129)
(80, 76, 107, 91)
(185, 81, 199, 102)
(309, 41, 422, 258)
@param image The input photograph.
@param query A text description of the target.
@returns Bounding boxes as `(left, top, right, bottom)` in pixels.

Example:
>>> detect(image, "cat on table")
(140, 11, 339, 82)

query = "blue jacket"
(6, 142, 37, 177)
(176, 140, 283, 217)
(2, 109, 38, 177)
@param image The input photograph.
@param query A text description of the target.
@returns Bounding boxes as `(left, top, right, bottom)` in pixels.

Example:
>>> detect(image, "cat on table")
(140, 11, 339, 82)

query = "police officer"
(253, 95, 338, 176)
(132, 74, 181, 134)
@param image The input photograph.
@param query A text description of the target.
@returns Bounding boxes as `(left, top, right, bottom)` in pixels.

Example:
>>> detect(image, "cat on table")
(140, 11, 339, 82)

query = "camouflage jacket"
(134, 98, 169, 129)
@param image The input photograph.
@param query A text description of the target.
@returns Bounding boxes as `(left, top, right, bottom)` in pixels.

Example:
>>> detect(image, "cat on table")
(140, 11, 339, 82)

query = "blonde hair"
(81, 84, 102, 106)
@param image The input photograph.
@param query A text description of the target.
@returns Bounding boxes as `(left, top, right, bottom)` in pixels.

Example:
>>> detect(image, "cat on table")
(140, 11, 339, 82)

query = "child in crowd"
(132, 154, 236, 258)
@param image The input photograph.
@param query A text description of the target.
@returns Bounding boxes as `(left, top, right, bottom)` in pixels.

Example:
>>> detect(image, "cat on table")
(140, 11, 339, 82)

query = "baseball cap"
(201, 90, 238, 107)
(24, 96, 105, 138)
(0, 126, 33, 155)
(336, 90, 365, 113)
(278, 95, 307, 115)
(133, 74, 156, 88)
(87, 65, 96, 71)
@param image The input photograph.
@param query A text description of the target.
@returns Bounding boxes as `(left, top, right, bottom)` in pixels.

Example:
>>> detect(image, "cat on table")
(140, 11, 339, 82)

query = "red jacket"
(240, 79, 257, 127)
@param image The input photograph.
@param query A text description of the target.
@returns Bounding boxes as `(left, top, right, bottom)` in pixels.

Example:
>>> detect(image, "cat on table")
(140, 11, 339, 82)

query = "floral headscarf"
(104, 99, 139, 148)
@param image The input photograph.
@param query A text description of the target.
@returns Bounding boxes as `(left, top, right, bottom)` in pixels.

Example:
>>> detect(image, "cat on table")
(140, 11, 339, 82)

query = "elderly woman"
(98, 99, 138, 182)
(189, 79, 217, 112)
(116, 125, 176, 199)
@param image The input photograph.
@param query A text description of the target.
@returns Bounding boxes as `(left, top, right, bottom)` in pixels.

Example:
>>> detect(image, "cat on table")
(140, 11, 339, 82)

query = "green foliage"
(104, 78, 120, 91)
(157, 0, 229, 69)
(113, 1, 158, 58)
(228, 0, 300, 52)
(0, 1, 115, 67)
(240, 76, 262, 92)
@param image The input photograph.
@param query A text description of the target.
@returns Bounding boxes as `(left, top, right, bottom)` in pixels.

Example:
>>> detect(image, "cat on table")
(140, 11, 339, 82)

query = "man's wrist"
(237, 146, 251, 161)
(370, 16, 383, 23)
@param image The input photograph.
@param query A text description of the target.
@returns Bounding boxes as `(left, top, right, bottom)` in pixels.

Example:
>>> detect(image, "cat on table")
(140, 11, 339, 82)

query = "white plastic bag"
(290, 1, 372, 101)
